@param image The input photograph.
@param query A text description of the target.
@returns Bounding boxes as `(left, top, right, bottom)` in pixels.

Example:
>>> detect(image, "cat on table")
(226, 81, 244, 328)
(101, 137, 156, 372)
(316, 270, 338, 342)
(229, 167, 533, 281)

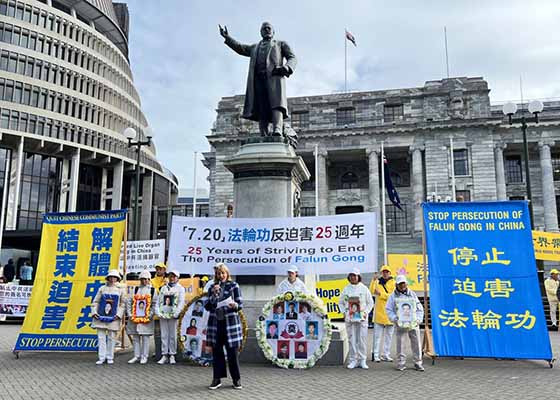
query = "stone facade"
(204, 77, 560, 255)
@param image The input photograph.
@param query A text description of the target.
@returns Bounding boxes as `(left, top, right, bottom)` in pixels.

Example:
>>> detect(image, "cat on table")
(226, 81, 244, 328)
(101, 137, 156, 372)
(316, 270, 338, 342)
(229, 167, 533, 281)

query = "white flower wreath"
(256, 291, 332, 369)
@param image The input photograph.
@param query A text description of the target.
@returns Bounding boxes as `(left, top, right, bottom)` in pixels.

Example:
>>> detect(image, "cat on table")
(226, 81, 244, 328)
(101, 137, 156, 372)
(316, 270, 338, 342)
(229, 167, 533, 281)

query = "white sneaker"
(140, 357, 148, 364)
(128, 357, 139, 364)
(157, 356, 168, 365)
(169, 355, 176, 365)
(106, 359, 114, 365)
(347, 360, 357, 369)
(381, 355, 394, 362)
(95, 359, 105, 365)
(359, 361, 369, 369)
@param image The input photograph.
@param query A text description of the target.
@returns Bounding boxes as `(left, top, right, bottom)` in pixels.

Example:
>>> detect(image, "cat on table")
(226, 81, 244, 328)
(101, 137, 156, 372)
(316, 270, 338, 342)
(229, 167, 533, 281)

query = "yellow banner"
(387, 254, 429, 292)
(15, 211, 126, 351)
(532, 230, 560, 261)
(315, 278, 347, 319)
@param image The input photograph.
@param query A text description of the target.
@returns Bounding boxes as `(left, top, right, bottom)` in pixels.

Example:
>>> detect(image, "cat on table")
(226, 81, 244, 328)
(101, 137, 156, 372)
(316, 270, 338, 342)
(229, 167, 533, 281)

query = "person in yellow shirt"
(544, 269, 559, 329)
(151, 262, 168, 290)
(369, 265, 396, 362)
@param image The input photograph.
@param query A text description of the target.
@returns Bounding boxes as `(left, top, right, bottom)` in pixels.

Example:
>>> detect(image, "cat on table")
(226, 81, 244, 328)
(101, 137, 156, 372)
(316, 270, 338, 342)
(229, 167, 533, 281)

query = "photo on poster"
(186, 317, 199, 335)
(192, 300, 204, 317)
(266, 320, 279, 339)
(348, 296, 361, 321)
(396, 300, 414, 325)
(98, 294, 119, 322)
(285, 301, 299, 319)
(294, 341, 307, 359)
(277, 340, 290, 359)
(273, 302, 285, 320)
(186, 335, 201, 357)
(299, 302, 312, 320)
(162, 294, 176, 313)
(201, 340, 212, 359)
(135, 299, 147, 317)
(306, 321, 319, 340)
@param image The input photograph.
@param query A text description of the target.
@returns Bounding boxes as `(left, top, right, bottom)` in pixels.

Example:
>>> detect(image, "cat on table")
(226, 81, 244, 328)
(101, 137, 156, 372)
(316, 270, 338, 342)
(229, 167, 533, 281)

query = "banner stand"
(421, 213, 435, 362)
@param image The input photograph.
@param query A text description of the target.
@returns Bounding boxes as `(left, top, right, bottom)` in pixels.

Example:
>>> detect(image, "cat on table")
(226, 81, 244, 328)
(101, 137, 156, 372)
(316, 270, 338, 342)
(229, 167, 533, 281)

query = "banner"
(0, 284, 32, 318)
(168, 213, 377, 275)
(424, 201, 552, 360)
(387, 254, 428, 291)
(532, 230, 560, 261)
(14, 210, 126, 352)
(119, 239, 165, 273)
(315, 278, 346, 319)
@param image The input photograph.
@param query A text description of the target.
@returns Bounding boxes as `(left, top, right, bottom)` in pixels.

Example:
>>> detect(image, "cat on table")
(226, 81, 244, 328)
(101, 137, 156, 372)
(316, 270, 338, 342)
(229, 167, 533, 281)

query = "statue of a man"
(219, 22, 297, 137)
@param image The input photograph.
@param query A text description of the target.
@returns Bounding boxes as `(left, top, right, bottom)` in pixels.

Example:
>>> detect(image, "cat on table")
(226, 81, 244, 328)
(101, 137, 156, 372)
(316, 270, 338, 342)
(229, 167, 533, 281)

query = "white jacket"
(155, 282, 186, 319)
(338, 282, 374, 322)
(277, 278, 309, 295)
(91, 284, 126, 331)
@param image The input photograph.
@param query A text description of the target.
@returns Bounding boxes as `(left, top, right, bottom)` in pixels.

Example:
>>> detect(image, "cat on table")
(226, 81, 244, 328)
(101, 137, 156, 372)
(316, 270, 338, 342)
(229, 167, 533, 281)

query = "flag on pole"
(345, 29, 357, 46)
(383, 157, 402, 210)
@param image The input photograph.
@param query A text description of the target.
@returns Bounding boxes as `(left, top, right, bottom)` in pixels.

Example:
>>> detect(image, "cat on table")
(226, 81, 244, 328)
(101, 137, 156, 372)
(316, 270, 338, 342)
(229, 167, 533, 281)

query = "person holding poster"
(338, 268, 374, 370)
(545, 269, 559, 328)
(205, 264, 243, 390)
(91, 270, 125, 365)
(277, 265, 308, 295)
(155, 270, 185, 365)
(126, 270, 156, 364)
(385, 275, 424, 372)
(370, 265, 395, 362)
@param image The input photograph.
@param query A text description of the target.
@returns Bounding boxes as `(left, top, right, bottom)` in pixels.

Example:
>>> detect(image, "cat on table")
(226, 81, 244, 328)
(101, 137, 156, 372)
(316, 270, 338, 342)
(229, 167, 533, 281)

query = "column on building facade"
(410, 144, 425, 233)
(140, 171, 154, 240)
(100, 167, 108, 211)
(366, 147, 380, 220)
(58, 159, 70, 212)
(539, 140, 559, 232)
(6, 137, 24, 230)
(111, 160, 124, 210)
(494, 143, 507, 201)
(317, 149, 329, 215)
(68, 149, 80, 212)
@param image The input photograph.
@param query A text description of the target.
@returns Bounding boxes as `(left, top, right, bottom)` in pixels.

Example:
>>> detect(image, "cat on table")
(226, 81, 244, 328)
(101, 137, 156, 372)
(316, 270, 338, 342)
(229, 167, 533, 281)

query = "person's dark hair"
(195, 300, 203, 306)
(288, 302, 296, 308)
(402, 303, 411, 310)
(268, 321, 278, 328)
(347, 273, 362, 283)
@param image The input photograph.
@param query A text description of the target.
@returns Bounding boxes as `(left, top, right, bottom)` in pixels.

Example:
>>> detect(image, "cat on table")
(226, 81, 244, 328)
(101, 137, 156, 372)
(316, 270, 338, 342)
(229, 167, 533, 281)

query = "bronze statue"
(219, 22, 297, 138)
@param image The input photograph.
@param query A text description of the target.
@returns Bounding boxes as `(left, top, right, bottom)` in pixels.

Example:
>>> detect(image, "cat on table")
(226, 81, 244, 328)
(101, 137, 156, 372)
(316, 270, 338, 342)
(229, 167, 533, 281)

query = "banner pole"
(121, 211, 128, 350)
(421, 210, 434, 359)
(381, 141, 388, 265)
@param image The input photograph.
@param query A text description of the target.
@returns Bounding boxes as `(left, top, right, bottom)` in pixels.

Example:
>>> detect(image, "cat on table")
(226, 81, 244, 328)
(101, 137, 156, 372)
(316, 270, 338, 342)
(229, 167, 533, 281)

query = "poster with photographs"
(158, 293, 178, 319)
(348, 296, 362, 321)
(256, 291, 332, 369)
(395, 297, 417, 330)
(178, 294, 248, 366)
(131, 294, 151, 323)
(0, 284, 32, 318)
(97, 294, 119, 323)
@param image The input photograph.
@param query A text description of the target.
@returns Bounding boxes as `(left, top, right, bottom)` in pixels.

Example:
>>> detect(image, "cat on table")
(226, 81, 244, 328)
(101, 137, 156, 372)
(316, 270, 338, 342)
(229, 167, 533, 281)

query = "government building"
(204, 76, 560, 256)
(0, 0, 178, 265)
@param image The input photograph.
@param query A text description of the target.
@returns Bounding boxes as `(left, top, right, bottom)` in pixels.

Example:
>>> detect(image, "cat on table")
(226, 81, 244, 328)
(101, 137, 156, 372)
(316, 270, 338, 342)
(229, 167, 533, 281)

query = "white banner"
(167, 213, 377, 275)
(119, 239, 165, 273)
(0, 284, 32, 317)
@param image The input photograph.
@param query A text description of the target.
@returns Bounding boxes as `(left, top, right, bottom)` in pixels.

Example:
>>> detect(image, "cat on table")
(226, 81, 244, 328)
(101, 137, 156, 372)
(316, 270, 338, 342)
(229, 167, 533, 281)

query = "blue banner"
(423, 201, 552, 360)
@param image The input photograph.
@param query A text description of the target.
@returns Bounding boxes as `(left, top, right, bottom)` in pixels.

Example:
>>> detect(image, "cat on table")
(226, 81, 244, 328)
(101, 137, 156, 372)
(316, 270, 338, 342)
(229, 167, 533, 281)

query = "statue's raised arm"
(220, 22, 297, 139)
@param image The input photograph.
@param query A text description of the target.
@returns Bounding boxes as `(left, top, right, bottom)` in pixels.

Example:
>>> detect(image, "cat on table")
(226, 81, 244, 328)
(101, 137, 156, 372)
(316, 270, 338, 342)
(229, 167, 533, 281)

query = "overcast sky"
(123, 0, 560, 191)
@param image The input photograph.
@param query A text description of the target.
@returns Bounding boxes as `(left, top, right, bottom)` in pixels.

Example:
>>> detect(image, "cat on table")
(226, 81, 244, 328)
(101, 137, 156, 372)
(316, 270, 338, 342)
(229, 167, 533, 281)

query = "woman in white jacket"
(155, 270, 185, 365)
(126, 270, 156, 364)
(338, 268, 374, 369)
(91, 269, 125, 365)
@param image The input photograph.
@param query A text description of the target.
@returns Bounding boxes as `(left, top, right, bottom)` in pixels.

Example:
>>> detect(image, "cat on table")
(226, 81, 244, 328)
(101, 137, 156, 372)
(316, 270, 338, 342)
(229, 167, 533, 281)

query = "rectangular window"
(552, 154, 560, 182)
(2, 24, 12, 43)
(336, 107, 355, 126)
(453, 149, 469, 176)
(7, 56, 16, 73)
(505, 155, 523, 183)
(300, 207, 316, 217)
(291, 111, 309, 130)
(384, 104, 404, 122)
(455, 190, 471, 202)
(0, 51, 7, 70)
(4, 80, 13, 101)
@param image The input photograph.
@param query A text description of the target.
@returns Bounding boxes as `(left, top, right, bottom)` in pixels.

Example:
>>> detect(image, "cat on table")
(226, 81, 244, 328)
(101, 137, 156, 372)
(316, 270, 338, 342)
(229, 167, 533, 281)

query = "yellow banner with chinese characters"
(387, 254, 429, 292)
(532, 230, 560, 261)
(14, 210, 126, 352)
(315, 278, 346, 319)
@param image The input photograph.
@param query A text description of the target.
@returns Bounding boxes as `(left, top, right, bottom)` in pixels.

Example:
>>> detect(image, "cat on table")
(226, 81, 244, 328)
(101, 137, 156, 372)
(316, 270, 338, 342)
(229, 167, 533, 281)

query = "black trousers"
(212, 320, 241, 381)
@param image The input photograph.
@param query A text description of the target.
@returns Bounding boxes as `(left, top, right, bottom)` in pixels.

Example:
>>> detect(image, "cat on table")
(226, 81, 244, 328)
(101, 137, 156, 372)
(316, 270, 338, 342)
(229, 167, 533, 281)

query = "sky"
(123, 0, 560, 191)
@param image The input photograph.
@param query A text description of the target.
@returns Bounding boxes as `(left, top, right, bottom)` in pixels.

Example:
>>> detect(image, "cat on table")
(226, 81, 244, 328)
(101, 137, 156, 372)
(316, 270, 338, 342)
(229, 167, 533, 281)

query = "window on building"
(453, 149, 469, 176)
(552, 154, 560, 181)
(505, 155, 523, 183)
(455, 190, 471, 202)
(291, 111, 309, 130)
(76, 164, 102, 211)
(301, 207, 316, 216)
(384, 104, 404, 122)
(386, 203, 407, 233)
(340, 171, 359, 189)
(509, 196, 525, 201)
(336, 107, 355, 126)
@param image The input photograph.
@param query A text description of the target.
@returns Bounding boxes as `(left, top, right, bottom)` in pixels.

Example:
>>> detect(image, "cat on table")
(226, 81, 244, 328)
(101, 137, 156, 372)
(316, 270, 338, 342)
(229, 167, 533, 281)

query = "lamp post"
(502, 100, 544, 229)
(124, 127, 152, 240)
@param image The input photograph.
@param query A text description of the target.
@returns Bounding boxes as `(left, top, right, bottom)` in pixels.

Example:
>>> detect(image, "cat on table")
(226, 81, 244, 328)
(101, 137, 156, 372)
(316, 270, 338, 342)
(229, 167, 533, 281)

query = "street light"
(502, 99, 544, 229)
(124, 127, 152, 240)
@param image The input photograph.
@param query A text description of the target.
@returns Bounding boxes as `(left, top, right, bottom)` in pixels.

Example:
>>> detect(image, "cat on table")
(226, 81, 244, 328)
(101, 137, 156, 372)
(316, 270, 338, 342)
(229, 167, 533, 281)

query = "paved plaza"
(0, 322, 558, 400)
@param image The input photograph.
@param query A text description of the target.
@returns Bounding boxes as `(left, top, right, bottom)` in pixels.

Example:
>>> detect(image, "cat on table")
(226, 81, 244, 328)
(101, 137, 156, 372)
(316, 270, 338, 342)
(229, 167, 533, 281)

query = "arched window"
(341, 171, 359, 189)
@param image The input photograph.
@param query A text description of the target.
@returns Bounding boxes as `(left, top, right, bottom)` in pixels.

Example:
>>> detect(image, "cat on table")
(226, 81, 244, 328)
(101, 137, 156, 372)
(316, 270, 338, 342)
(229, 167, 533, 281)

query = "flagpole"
(381, 141, 387, 265)
(192, 151, 198, 217)
(450, 137, 456, 201)
(344, 30, 347, 93)
(314, 144, 320, 283)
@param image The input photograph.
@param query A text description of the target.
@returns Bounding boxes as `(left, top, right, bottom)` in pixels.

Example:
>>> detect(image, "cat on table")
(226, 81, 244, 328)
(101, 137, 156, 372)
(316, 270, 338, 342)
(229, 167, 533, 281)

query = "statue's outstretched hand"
(219, 25, 229, 39)
(272, 66, 290, 77)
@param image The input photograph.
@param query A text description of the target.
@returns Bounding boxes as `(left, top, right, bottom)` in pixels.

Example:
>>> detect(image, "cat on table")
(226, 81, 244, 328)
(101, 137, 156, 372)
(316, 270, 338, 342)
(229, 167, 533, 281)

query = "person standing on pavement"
(277, 265, 308, 294)
(155, 270, 185, 365)
(91, 270, 125, 365)
(205, 264, 243, 390)
(19, 261, 34, 285)
(2, 259, 15, 283)
(545, 269, 560, 329)
(126, 270, 156, 364)
(386, 275, 424, 371)
(370, 265, 395, 362)
(150, 262, 168, 358)
(338, 268, 374, 369)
